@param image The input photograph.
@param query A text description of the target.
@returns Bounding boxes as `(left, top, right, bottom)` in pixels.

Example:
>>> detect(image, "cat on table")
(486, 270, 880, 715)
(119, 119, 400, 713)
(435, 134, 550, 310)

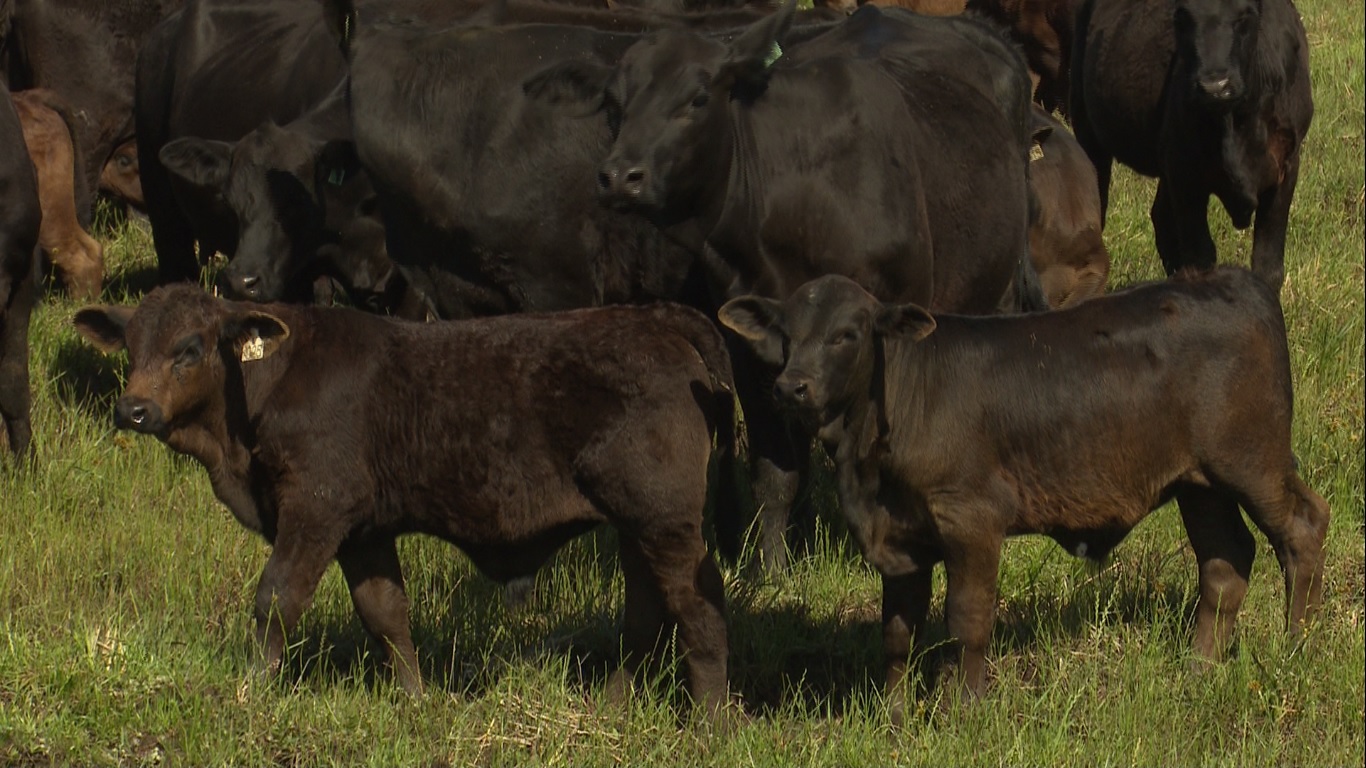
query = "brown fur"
(75, 286, 737, 712)
(98, 138, 142, 208)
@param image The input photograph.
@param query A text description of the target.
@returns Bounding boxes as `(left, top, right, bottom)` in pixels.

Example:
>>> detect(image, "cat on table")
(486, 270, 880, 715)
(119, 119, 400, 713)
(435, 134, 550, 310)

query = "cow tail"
(1001, 248, 1050, 313)
(651, 304, 744, 564)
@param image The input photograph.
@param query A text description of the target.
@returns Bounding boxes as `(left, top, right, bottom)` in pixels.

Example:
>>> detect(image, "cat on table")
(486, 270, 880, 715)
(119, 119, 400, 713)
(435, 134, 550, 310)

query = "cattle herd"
(0, 0, 1328, 720)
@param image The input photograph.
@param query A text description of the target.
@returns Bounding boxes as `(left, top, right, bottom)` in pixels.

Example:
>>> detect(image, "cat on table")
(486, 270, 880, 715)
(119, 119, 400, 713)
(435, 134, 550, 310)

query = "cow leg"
(252, 535, 339, 681)
(1177, 487, 1255, 661)
(611, 533, 729, 714)
(941, 540, 1003, 699)
(1249, 155, 1301, 293)
(335, 535, 421, 695)
(1070, 87, 1113, 221)
(1239, 474, 1330, 637)
(0, 262, 36, 459)
(882, 569, 932, 725)
(1154, 172, 1217, 277)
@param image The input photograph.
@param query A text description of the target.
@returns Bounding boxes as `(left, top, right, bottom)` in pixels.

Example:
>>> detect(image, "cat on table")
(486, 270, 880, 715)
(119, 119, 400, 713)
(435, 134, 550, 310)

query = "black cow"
(75, 285, 736, 710)
(0, 79, 39, 459)
(718, 268, 1329, 716)
(136, 0, 359, 286)
(157, 86, 424, 315)
(1070, 0, 1312, 291)
(527, 2, 1042, 572)
(2, 0, 183, 221)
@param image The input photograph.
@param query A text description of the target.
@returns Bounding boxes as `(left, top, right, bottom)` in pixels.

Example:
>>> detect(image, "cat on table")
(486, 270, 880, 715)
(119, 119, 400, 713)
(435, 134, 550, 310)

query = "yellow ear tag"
(1029, 143, 1044, 162)
(241, 331, 264, 362)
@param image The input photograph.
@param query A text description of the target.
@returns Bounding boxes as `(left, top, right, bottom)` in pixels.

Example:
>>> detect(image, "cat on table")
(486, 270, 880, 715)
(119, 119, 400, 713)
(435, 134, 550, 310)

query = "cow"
(10, 88, 102, 299)
(74, 284, 736, 711)
(525, 2, 1042, 573)
(1070, 0, 1312, 292)
(2, 0, 183, 221)
(1026, 106, 1108, 307)
(99, 138, 142, 211)
(0, 79, 40, 459)
(717, 268, 1329, 717)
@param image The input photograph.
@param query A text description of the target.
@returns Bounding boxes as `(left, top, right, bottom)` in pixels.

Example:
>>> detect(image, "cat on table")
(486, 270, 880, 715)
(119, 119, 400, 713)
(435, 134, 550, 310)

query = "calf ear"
(73, 306, 135, 353)
(221, 311, 291, 363)
(718, 296, 787, 367)
(715, 0, 795, 92)
(160, 138, 233, 192)
(876, 302, 936, 342)
(522, 61, 613, 112)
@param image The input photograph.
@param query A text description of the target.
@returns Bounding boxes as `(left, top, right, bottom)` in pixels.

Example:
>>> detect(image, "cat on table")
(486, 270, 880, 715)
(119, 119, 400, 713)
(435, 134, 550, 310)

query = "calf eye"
(173, 336, 204, 367)
(691, 92, 709, 108)
(829, 330, 858, 346)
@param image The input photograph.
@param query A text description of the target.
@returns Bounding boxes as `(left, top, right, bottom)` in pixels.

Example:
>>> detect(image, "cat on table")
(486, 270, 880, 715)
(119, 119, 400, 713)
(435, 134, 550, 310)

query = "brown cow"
(720, 269, 1328, 717)
(75, 285, 736, 710)
(99, 138, 143, 210)
(1027, 106, 1108, 307)
(11, 89, 103, 299)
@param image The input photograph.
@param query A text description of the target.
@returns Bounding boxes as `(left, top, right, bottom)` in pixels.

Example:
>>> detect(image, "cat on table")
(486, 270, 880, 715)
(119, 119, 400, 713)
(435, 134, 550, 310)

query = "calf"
(75, 285, 735, 710)
(11, 88, 103, 299)
(99, 138, 143, 210)
(0, 80, 40, 458)
(719, 268, 1328, 713)
(1026, 106, 1108, 307)
(1071, 0, 1312, 291)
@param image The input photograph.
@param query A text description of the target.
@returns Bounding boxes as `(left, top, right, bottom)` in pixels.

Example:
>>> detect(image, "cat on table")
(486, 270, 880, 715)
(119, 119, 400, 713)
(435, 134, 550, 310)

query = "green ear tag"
(764, 41, 783, 69)
(328, 167, 346, 186)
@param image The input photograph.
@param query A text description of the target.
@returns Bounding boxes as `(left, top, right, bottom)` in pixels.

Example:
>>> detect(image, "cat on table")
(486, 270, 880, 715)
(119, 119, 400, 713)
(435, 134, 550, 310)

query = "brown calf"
(11, 89, 103, 300)
(100, 139, 144, 210)
(76, 286, 735, 710)
(720, 269, 1328, 716)
(1027, 106, 1109, 307)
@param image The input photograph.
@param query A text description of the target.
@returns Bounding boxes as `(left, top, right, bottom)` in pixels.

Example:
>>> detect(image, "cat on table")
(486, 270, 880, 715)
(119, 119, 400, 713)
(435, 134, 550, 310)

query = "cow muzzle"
(596, 163, 652, 210)
(114, 396, 167, 435)
(1196, 70, 1240, 103)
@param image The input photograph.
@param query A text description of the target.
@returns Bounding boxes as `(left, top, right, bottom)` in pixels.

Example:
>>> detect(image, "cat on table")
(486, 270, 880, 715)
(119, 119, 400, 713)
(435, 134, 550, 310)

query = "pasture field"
(1, 1, 1361, 765)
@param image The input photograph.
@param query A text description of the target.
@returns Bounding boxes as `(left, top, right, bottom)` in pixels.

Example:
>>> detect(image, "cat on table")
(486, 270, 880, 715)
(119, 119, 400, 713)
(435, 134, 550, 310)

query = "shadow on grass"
(48, 335, 126, 419)
(104, 264, 161, 301)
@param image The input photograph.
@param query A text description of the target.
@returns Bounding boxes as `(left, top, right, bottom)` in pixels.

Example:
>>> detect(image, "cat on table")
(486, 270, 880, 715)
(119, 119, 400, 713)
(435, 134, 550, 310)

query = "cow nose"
(114, 397, 164, 434)
(232, 273, 261, 299)
(1198, 74, 1235, 100)
(774, 375, 811, 404)
(597, 164, 648, 198)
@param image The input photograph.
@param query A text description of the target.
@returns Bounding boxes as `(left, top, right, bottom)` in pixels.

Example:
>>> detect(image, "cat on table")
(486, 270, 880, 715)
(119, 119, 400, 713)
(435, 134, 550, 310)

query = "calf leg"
(253, 535, 340, 681)
(336, 535, 420, 694)
(614, 533, 729, 714)
(1177, 488, 1255, 660)
(882, 569, 932, 725)
(1240, 474, 1330, 636)
(942, 540, 1003, 699)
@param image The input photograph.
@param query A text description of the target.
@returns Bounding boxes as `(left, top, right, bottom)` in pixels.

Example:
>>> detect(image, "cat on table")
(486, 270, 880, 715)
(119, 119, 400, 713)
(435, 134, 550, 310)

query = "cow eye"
(173, 336, 204, 367)
(691, 92, 709, 108)
(828, 330, 858, 346)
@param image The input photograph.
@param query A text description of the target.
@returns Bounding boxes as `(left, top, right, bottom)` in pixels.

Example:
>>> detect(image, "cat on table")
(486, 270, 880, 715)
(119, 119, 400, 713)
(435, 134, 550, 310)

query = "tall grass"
(1, 1, 1361, 765)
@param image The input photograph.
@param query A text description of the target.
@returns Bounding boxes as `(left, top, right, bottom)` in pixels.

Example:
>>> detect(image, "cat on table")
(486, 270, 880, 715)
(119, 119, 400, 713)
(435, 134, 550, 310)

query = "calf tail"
(1000, 248, 1051, 313)
(649, 303, 745, 564)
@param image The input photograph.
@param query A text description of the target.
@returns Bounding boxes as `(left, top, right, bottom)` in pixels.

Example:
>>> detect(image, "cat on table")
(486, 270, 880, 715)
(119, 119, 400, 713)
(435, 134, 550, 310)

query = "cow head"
(1174, 0, 1263, 106)
(719, 275, 935, 432)
(160, 125, 357, 303)
(74, 285, 290, 438)
(523, 2, 794, 215)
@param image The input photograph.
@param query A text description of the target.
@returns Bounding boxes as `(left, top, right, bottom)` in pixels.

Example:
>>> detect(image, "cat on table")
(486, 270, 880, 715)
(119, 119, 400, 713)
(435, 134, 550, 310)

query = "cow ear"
(876, 302, 936, 341)
(73, 306, 135, 353)
(522, 60, 613, 111)
(160, 138, 233, 192)
(718, 295, 787, 367)
(220, 311, 291, 363)
(714, 0, 795, 92)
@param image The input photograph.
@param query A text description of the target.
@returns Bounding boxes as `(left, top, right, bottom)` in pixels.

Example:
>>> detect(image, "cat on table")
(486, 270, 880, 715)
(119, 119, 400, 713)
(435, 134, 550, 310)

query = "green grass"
(1, 1, 1362, 764)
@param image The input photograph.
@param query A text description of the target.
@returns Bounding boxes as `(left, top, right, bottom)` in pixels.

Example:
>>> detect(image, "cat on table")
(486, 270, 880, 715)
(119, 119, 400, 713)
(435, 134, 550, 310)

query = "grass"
(1, 1, 1362, 765)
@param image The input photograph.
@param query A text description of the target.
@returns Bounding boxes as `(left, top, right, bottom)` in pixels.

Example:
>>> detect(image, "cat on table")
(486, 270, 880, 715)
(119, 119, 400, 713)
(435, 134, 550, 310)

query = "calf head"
(74, 285, 289, 438)
(1174, 0, 1263, 105)
(523, 2, 794, 215)
(160, 125, 363, 303)
(719, 275, 936, 432)
(100, 140, 143, 209)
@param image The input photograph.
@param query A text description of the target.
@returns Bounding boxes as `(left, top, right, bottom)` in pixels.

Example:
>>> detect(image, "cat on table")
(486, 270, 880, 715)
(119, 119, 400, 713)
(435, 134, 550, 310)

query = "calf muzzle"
(114, 396, 166, 435)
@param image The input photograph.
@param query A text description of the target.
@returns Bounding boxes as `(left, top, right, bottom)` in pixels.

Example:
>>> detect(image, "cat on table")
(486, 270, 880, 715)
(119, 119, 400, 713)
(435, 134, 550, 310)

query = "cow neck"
(702, 103, 764, 287)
